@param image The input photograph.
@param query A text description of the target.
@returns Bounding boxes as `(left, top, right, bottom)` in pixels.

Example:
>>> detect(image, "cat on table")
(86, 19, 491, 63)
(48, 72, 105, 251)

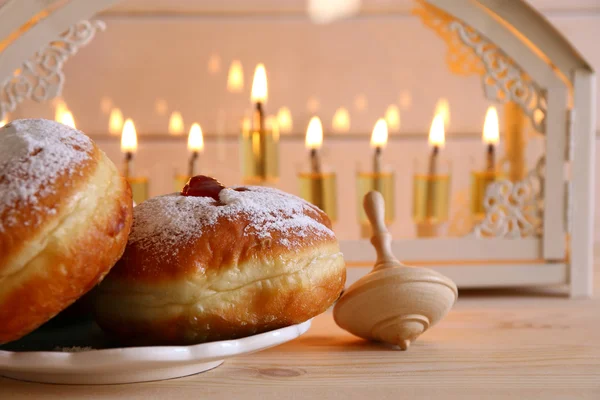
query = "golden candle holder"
(412, 159, 451, 237)
(299, 172, 337, 222)
(241, 128, 279, 185)
(127, 176, 149, 206)
(470, 170, 499, 219)
(357, 171, 394, 238)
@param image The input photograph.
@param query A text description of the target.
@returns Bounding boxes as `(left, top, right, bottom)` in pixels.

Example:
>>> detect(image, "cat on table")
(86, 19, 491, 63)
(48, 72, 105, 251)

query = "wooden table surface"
(2, 266, 599, 399)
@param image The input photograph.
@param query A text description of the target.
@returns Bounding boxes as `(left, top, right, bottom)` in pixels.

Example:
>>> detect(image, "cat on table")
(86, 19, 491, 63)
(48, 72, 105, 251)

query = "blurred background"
(7, 0, 600, 240)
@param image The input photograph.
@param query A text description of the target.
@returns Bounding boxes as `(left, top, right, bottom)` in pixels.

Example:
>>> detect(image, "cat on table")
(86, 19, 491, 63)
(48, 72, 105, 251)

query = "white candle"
(370, 118, 388, 175)
(187, 123, 204, 177)
(305, 116, 323, 174)
(121, 119, 137, 178)
(482, 106, 500, 172)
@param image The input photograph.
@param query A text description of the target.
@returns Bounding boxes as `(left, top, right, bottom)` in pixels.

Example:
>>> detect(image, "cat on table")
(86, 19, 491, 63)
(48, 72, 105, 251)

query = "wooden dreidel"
(333, 191, 458, 350)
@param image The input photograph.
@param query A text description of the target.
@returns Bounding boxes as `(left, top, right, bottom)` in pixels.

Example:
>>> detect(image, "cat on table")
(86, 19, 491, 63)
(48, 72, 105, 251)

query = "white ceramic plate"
(0, 318, 311, 385)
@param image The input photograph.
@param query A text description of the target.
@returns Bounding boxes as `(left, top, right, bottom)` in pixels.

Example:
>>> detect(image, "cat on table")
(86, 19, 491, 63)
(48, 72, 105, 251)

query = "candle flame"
(305, 116, 323, 150)
(55, 101, 76, 128)
(227, 60, 244, 93)
(54, 100, 67, 122)
(168, 111, 184, 135)
(434, 98, 450, 129)
(483, 106, 499, 145)
(331, 107, 350, 133)
(428, 113, 445, 148)
(385, 105, 400, 132)
(59, 110, 76, 129)
(121, 119, 138, 153)
(276, 107, 293, 133)
(187, 123, 204, 152)
(0, 117, 7, 128)
(370, 118, 388, 148)
(251, 64, 268, 104)
(108, 108, 124, 135)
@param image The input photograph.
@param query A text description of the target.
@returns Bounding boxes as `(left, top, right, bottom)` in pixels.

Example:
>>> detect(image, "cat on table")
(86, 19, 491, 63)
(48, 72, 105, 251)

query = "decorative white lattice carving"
(412, 1, 547, 134)
(448, 21, 547, 134)
(412, 1, 484, 76)
(0, 20, 105, 120)
(474, 157, 545, 238)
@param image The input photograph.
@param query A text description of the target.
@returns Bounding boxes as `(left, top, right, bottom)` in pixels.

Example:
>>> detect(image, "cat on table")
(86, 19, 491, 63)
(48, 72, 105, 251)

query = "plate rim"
(0, 319, 312, 371)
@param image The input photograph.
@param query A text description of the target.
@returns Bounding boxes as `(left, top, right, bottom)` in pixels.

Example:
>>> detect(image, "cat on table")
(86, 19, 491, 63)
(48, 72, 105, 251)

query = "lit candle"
(54, 100, 67, 123)
(482, 106, 499, 173)
(0, 117, 7, 128)
(306, 116, 323, 175)
(370, 118, 388, 175)
(227, 60, 244, 93)
(187, 123, 204, 177)
(108, 108, 124, 136)
(168, 111, 184, 136)
(305, 116, 325, 211)
(428, 113, 445, 176)
(412, 103, 450, 237)
(276, 107, 293, 134)
(470, 106, 500, 218)
(251, 63, 268, 177)
(332, 107, 350, 133)
(251, 64, 268, 133)
(121, 119, 137, 179)
(55, 102, 76, 129)
(60, 110, 76, 129)
(385, 105, 400, 132)
(434, 98, 451, 130)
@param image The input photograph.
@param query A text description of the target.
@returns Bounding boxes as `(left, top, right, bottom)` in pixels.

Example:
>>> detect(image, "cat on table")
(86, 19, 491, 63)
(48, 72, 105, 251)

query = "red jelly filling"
(181, 175, 226, 201)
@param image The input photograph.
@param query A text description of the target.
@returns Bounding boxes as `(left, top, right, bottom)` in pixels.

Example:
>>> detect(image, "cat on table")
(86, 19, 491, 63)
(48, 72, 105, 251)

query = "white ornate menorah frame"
(0, 0, 595, 297)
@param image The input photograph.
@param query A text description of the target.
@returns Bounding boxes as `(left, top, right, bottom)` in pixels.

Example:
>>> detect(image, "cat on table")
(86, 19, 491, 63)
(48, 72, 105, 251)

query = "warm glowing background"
(8, 0, 600, 240)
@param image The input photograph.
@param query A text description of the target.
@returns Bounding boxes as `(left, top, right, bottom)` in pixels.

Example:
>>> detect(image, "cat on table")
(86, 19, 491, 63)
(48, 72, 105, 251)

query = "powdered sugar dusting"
(129, 186, 335, 260)
(0, 119, 93, 232)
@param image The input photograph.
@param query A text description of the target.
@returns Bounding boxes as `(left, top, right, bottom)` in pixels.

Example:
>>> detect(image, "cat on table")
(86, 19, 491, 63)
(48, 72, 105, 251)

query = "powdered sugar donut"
(0, 119, 133, 344)
(93, 176, 346, 345)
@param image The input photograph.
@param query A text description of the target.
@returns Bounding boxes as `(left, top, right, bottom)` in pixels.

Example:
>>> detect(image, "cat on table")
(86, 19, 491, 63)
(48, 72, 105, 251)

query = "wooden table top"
(2, 267, 599, 399)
